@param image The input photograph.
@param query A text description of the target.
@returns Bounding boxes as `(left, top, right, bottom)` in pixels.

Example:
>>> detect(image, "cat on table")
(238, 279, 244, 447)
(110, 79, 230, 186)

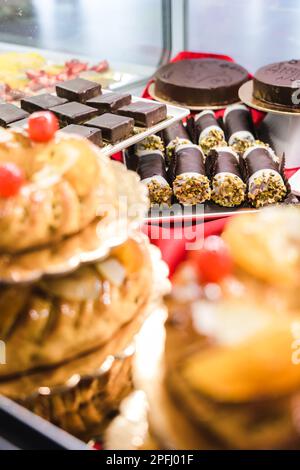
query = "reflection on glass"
(186, 0, 300, 71)
(0, 0, 163, 67)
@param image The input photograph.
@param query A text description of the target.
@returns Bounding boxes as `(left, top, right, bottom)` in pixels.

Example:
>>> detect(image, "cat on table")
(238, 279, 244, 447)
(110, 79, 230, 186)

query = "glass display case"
(2, 0, 300, 89)
(1, 0, 300, 454)
(185, 0, 300, 72)
(0, 0, 173, 92)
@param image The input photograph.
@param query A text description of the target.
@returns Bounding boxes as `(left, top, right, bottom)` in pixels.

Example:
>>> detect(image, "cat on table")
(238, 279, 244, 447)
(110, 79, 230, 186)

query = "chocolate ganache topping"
(253, 60, 300, 108)
(155, 59, 248, 107)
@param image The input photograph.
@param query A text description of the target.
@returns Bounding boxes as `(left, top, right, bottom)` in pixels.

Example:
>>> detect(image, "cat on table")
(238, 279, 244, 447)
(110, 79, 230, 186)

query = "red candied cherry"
(28, 111, 59, 143)
(190, 235, 233, 284)
(0, 163, 25, 198)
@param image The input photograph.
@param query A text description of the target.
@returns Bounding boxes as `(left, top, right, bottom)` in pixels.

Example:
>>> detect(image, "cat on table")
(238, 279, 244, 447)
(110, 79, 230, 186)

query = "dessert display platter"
(133, 58, 300, 222)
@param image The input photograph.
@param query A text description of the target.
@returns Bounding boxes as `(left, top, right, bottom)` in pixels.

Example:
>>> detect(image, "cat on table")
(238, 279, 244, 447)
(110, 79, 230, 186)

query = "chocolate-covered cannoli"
(223, 104, 263, 153)
(125, 146, 138, 171)
(243, 145, 287, 208)
(207, 147, 246, 207)
(128, 135, 164, 172)
(162, 121, 191, 162)
(170, 142, 210, 205)
(195, 110, 227, 155)
(136, 149, 172, 206)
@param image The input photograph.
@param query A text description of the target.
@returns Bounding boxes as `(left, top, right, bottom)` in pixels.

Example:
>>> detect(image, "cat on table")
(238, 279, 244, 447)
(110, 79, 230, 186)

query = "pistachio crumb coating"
(248, 172, 287, 208)
(173, 174, 211, 205)
(199, 129, 227, 155)
(211, 174, 246, 207)
(232, 138, 268, 154)
(136, 135, 165, 153)
(147, 180, 173, 206)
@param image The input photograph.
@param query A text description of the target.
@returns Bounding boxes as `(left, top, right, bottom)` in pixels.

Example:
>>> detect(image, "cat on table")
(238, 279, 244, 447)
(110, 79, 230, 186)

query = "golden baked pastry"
(222, 206, 300, 287)
(0, 304, 145, 439)
(0, 234, 152, 378)
(0, 120, 170, 443)
(0, 129, 116, 253)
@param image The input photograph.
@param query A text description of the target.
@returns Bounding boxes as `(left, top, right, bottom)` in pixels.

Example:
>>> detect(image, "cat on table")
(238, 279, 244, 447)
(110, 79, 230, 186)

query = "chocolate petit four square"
(51, 102, 99, 126)
(117, 101, 167, 127)
(0, 104, 29, 128)
(21, 93, 68, 113)
(87, 92, 131, 113)
(56, 78, 101, 103)
(84, 113, 134, 143)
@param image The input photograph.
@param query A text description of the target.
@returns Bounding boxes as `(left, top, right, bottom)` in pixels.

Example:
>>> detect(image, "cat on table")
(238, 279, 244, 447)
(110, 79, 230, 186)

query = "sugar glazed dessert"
(0, 112, 169, 441)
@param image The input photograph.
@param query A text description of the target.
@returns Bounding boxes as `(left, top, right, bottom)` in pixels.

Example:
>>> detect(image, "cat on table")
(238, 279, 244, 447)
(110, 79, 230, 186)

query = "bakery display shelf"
(136, 83, 300, 223)
(0, 395, 88, 450)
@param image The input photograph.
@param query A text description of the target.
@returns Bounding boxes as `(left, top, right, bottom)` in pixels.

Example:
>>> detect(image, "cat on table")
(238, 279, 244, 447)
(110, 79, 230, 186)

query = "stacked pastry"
(0, 118, 169, 441)
(161, 206, 300, 449)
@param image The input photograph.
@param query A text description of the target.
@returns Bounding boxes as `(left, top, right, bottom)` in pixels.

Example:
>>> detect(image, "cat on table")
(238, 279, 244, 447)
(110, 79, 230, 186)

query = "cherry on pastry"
(190, 235, 233, 284)
(0, 163, 25, 198)
(28, 111, 59, 142)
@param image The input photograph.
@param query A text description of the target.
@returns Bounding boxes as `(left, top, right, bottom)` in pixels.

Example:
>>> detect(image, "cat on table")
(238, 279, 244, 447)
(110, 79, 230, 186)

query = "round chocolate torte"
(253, 60, 300, 108)
(155, 59, 248, 107)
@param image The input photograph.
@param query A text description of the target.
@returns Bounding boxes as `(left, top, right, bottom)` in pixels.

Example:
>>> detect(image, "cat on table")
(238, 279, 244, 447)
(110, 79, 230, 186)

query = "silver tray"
(144, 205, 259, 224)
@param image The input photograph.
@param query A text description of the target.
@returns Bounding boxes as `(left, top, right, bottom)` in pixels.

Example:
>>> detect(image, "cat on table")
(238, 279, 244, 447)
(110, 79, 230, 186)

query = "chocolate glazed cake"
(155, 59, 249, 107)
(253, 60, 300, 108)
